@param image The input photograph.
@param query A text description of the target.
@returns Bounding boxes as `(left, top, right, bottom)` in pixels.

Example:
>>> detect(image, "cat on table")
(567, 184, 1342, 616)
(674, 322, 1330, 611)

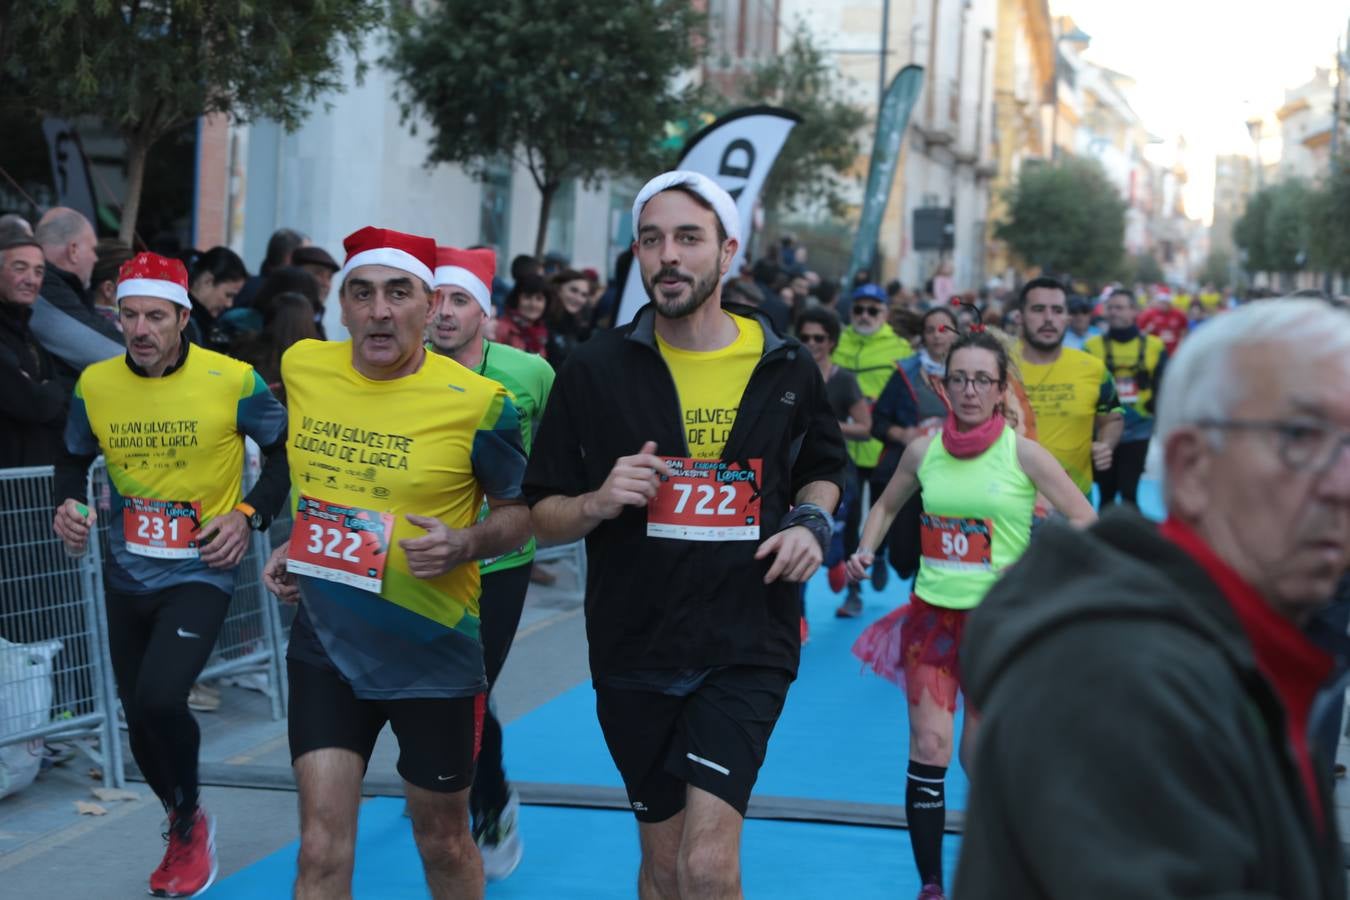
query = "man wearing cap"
(426, 244, 554, 880)
(832, 282, 913, 614)
(52, 251, 290, 898)
(1061, 294, 1101, 352)
(1138, 287, 1189, 355)
(525, 172, 847, 899)
(261, 227, 529, 898)
(1085, 289, 1168, 506)
(292, 245, 339, 338)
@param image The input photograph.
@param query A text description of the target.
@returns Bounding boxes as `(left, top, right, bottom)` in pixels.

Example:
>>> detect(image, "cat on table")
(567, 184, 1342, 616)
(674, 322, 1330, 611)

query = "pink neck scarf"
(941, 410, 1005, 459)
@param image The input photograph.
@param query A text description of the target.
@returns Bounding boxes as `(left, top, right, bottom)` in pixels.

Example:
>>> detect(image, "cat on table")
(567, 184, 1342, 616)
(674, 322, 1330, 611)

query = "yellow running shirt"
(656, 313, 763, 458)
(282, 339, 526, 698)
(1017, 347, 1120, 493)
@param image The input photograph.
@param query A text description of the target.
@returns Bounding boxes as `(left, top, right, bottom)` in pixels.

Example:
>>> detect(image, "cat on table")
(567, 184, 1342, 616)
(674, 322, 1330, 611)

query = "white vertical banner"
(616, 107, 800, 326)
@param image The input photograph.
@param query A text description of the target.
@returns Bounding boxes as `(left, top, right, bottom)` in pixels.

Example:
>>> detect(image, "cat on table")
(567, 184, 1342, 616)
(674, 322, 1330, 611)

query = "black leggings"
(469, 563, 531, 818)
(105, 583, 230, 818)
(1096, 439, 1150, 506)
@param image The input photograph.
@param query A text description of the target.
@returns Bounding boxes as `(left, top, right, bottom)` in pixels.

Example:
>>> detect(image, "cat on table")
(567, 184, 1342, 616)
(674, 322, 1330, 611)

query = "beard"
(1021, 322, 1064, 352)
(643, 264, 720, 319)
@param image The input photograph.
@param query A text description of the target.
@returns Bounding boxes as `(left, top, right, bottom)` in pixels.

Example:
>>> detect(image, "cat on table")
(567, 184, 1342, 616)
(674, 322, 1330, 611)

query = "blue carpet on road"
(210, 798, 962, 898)
(212, 478, 1164, 896)
(500, 565, 968, 810)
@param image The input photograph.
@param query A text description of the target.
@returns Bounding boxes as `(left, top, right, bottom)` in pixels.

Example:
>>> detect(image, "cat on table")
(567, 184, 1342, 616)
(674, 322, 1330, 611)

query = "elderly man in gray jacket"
(956, 298, 1349, 900)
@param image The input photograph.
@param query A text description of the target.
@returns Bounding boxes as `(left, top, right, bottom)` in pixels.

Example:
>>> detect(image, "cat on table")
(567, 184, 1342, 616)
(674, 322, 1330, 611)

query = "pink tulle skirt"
(851, 593, 968, 712)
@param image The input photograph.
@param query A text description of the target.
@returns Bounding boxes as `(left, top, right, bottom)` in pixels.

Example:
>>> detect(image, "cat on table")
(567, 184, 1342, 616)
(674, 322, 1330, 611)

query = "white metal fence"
(0, 465, 124, 787)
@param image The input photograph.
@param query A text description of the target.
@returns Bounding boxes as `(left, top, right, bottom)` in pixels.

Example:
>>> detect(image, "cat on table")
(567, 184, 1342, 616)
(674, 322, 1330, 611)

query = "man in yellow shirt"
(1015, 276, 1123, 495)
(262, 227, 529, 899)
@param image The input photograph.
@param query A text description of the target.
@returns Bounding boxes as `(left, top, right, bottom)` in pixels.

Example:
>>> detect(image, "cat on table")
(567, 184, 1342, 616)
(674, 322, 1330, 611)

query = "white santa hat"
(338, 226, 437, 289)
(116, 252, 191, 309)
(631, 171, 740, 244)
(433, 246, 496, 315)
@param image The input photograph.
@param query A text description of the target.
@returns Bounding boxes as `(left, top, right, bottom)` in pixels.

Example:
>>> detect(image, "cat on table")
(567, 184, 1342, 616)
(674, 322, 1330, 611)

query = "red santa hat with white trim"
(338, 226, 437, 289)
(116, 252, 191, 309)
(433, 246, 496, 315)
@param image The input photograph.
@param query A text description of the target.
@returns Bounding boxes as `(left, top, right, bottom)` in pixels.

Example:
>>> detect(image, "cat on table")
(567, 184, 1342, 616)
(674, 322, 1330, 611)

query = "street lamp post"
(1246, 117, 1264, 191)
(1049, 26, 1091, 161)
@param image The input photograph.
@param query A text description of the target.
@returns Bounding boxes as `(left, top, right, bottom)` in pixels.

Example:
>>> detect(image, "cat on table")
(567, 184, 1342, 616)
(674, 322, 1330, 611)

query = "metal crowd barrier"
(0, 465, 124, 788)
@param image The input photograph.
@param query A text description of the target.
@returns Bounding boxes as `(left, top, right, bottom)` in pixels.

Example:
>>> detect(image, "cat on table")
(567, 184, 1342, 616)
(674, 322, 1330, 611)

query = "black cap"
(291, 246, 339, 272)
(1067, 295, 1092, 313)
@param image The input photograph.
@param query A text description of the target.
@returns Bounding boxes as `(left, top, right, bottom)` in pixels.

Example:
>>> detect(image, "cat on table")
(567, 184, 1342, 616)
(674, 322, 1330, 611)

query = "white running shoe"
(474, 789, 523, 881)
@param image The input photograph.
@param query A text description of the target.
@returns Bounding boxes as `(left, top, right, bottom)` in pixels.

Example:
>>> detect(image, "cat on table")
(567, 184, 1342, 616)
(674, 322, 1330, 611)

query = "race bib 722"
(647, 457, 763, 542)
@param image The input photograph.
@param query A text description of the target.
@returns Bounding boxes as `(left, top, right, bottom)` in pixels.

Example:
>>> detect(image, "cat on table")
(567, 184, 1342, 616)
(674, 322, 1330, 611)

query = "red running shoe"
(150, 808, 217, 897)
(827, 561, 847, 593)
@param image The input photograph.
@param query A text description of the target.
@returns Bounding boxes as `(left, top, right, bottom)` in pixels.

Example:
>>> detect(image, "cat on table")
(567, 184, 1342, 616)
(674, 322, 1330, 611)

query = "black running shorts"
(287, 657, 483, 793)
(594, 665, 792, 822)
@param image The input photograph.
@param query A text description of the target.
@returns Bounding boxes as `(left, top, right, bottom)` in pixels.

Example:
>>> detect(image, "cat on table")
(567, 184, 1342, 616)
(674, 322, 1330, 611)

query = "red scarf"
(941, 411, 1005, 459)
(1161, 516, 1333, 832)
(506, 312, 550, 357)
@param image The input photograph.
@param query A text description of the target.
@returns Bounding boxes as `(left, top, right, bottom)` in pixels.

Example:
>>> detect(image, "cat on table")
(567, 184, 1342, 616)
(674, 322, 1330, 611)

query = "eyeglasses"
(852, 305, 885, 318)
(799, 333, 830, 344)
(1196, 418, 1350, 474)
(944, 373, 1000, 392)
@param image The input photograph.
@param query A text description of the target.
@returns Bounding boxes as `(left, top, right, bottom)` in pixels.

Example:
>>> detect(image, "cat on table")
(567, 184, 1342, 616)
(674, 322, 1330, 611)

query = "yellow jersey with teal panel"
(64, 344, 287, 594)
(1018, 347, 1120, 494)
(281, 339, 526, 699)
(656, 312, 763, 458)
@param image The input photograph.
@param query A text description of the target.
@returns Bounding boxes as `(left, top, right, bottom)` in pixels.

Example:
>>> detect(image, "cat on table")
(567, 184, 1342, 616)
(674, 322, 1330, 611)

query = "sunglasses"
(799, 333, 830, 344)
(852, 304, 885, 317)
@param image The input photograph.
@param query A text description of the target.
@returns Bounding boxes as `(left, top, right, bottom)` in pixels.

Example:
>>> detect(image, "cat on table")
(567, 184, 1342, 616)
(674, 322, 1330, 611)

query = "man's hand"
(845, 550, 875, 583)
(53, 499, 96, 554)
(755, 525, 823, 585)
(1091, 440, 1114, 472)
(198, 510, 251, 570)
(581, 440, 666, 521)
(399, 514, 475, 580)
(262, 544, 301, 604)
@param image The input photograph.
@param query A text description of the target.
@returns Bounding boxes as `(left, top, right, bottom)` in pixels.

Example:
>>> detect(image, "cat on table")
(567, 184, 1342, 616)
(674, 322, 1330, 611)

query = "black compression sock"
(906, 761, 947, 887)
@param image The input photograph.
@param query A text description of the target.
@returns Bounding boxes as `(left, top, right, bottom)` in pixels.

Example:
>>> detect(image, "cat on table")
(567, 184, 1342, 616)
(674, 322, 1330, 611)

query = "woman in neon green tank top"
(845, 331, 1095, 900)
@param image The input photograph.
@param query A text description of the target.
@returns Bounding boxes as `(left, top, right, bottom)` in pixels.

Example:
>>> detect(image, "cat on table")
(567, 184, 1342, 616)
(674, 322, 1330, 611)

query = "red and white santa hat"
(433, 246, 496, 315)
(338, 226, 437, 289)
(116, 252, 191, 309)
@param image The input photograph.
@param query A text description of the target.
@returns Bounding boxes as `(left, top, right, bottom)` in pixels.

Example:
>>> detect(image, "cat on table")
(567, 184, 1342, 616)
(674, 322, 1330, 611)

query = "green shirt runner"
(465, 340, 555, 574)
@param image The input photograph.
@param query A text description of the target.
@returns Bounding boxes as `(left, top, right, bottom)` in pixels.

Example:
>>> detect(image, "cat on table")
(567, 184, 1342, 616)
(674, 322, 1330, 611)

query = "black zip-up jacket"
(523, 302, 847, 678)
(0, 300, 67, 467)
(955, 509, 1345, 899)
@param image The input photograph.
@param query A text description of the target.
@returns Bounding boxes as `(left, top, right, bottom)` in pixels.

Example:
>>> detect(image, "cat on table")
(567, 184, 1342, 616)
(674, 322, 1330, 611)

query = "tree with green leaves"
(995, 158, 1126, 281)
(0, 1, 385, 244)
(1120, 251, 1164, 286)
(1234, 179, 1315, 276)
(1198, 248, 1233, 289)
(1232, 187, 1272, 273)
(721, 25, 869, 221)
(1308, 158, 1350, 274)
(387, 0, 703, 258)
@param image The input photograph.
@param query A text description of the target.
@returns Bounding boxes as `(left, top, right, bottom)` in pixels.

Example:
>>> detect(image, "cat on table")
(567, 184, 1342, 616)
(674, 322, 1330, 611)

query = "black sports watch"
(234, 502, 265, 531)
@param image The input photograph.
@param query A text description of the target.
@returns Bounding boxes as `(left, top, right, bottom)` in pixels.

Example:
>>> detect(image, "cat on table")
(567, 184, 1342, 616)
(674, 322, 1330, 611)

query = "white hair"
(1153, 299, 1350, 483)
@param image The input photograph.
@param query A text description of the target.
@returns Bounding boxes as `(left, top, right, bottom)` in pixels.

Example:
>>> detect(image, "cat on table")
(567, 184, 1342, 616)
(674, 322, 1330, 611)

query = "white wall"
(232, 32, 635, 337)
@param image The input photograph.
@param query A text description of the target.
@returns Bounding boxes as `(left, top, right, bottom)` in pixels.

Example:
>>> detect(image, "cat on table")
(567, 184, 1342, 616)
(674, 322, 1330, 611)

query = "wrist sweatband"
(779, 502, 832, 556)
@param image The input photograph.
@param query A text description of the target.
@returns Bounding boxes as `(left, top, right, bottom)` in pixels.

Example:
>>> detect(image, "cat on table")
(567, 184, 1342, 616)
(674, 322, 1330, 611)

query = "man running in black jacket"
(525, 171, 847, 900)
